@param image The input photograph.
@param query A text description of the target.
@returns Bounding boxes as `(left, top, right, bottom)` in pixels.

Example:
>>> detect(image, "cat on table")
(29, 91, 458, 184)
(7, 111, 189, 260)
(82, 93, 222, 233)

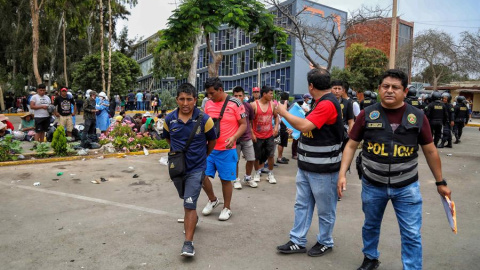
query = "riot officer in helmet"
(405, 86, 424, 110)
(360, 90, 376, 110)
(425, 91, 449, 147)
(453, 96, 469, 144)
(438, 92, 454, 148)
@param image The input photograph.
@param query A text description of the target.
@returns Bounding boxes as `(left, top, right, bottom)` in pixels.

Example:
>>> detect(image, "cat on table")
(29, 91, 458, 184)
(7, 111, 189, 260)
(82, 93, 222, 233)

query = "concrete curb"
(0, 149, 169, 167)
(467, 123, 480, 127)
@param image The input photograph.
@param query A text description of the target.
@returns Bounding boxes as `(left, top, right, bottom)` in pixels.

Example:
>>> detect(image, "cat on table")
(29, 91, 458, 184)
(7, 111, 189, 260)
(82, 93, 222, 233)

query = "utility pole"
(389, 0, 398, 69)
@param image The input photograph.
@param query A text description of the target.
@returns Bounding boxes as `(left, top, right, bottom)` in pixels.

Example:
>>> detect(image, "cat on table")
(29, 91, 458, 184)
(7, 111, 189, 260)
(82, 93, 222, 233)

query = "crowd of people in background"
(0, 69, 475, 269)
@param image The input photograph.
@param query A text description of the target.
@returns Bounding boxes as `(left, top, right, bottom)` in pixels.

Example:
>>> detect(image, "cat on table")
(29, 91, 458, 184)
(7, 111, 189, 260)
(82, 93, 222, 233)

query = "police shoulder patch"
(407, 113, 417, 124)
(369, 110, 380, 120)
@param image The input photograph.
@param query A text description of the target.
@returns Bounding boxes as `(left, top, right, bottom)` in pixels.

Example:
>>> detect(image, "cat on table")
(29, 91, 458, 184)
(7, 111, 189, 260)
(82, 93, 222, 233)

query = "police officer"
(338, 69, 452, 270)
(404, 86, 424, 110)
(360, 90, 376, 110)
(453, 96, 469, 144)
(438, 92, 454, 148)
(425, 91, 448, 147)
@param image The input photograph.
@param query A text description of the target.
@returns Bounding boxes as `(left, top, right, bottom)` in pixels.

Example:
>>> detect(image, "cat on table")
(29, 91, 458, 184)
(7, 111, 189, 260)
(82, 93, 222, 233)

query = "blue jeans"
(289, 169, 338, 247)
(361, 178, 423, 270)
(136, 101, 143, 110)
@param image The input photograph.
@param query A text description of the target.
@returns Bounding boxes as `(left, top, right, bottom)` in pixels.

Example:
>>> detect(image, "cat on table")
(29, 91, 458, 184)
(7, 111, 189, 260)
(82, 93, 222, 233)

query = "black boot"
(446, 141, 453, 148)
(454, 139, 460, 144)
(438, 141, 445, 148)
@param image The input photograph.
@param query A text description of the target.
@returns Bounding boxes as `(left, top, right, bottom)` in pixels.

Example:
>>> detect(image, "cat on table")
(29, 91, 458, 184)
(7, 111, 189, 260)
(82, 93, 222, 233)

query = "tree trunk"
(0, 85, 5, 111)
(62, 15, 68, 87)
(99, 0, 105, 92)
(49, 12, 64, 90)
(87, 12, 94, 55)
(188, 32, 202, 86)
(205, 33, 222, 77)
(30, 0, 43, 85)
(107, 0, 112, 97)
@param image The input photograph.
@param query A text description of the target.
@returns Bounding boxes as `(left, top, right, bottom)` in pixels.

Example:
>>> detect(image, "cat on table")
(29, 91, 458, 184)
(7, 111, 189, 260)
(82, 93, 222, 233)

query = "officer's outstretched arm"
(338, 139, 360, 198)
(421, 142, 452, 199)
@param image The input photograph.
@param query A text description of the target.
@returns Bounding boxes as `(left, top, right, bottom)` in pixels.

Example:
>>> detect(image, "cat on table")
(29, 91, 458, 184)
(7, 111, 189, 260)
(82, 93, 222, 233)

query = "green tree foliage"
(412, 30, 459, 90)
(72, 51, 140, 95)
(156, 0, 291, 77)
(51, 125, 68, 156)
(346, 43, 388, 91)
(151, 32, 192, 81)
(420, 65, 469, 85)
(330, 67, 368, 93)
(158, 90, 177, 111)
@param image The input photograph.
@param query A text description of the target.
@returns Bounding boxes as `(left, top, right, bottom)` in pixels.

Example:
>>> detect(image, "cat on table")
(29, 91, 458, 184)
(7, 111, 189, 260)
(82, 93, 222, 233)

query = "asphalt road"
(0, 127, 479, 270)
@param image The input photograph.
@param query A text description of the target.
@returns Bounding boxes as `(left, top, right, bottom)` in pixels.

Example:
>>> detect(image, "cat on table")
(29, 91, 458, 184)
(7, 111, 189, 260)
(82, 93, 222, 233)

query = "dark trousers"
(81, 118, 96, 148)
(292, 139, 298, 158)
(145, 101, 151, 111)
(453, 122, 465, 141)
(440, 125, 452, 145)
(128, 101, 135, 111)
(430, 123, 443, 146)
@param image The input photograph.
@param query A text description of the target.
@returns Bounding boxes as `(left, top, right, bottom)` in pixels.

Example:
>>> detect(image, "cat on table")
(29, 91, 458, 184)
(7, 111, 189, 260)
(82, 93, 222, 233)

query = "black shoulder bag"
(212, 95, 230, 138)
(168, 112, 204, 198)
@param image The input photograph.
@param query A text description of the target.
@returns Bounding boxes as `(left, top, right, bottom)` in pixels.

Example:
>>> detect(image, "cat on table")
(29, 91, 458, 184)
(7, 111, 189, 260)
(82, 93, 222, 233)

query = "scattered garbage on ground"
(33, 182, 41, 186)
(159, 156, 168, 166)
(57, 172, 63, 176)
(132, 174, 139, 178)
(77, 149, 89, 156)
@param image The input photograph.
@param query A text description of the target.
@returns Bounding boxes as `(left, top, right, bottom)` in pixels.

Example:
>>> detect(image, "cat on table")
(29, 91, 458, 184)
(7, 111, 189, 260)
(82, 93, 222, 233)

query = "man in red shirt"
(202, 77, 247, 221)
(251, 85, 279, 184)
(275, 68, 344, 257)
(337, 69, 452, 270)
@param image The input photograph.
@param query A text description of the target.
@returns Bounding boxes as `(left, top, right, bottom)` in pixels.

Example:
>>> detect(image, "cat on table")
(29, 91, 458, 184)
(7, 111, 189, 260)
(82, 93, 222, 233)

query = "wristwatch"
(435, 179, 447, 186)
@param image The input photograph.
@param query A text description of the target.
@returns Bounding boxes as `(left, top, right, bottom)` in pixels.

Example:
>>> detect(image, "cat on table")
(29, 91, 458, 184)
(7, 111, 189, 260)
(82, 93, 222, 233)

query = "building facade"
(133, 0, 347, 95)
(346, 17, 414, 78)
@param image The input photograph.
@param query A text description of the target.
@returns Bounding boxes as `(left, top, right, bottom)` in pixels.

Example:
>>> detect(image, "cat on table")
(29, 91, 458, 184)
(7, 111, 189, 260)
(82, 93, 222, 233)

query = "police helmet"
(431, 91, 442, 101)
(351, 90, 357, 98)
(456, 96, 466, 103)
(364, 90, 372, 98)
(371, 92, 377, 99)
(347, 89, 353, 98)
(441, 92, 452, 103)
(407, 87, 417, 98)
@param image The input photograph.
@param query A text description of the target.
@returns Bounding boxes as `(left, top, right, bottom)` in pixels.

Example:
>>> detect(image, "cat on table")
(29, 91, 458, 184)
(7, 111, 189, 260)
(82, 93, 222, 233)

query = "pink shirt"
(205, 97, 245, 150)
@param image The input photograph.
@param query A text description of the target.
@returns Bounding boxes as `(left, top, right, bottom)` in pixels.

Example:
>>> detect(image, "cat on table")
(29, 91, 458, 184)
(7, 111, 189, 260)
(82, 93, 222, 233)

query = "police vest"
(445, 103, 454, 122)
(298, 93, 344, 174)
(339, 98, 350, 128)
(405, 98, 423, 110)
(454, 105, 468, 122)
(427, 101, 445, 123)
(362, 103, 424, 188)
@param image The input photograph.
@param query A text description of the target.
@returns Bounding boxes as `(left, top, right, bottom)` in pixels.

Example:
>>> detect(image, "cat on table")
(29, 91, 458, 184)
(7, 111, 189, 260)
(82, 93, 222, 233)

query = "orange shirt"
(205, 97, 245, 150)
(252, 100, 274, 139)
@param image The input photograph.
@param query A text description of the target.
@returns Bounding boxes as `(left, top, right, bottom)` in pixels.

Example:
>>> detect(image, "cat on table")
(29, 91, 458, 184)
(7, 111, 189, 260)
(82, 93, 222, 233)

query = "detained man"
(163, 83, 217, 257)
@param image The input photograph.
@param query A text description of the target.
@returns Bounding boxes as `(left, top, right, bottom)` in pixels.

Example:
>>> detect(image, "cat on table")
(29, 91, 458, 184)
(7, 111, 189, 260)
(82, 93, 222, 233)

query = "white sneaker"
(218, 208, 232, 221)
(243, 176, 258, 188)
(267, 172, 277, 184)
(253, 171, 261, 182)
(202, 198, 220, 216)
(233, 179, 242, 189)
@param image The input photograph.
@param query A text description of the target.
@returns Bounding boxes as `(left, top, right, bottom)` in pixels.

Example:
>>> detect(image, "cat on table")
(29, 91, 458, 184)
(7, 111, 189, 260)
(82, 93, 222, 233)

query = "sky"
(116, 0, 480, 41)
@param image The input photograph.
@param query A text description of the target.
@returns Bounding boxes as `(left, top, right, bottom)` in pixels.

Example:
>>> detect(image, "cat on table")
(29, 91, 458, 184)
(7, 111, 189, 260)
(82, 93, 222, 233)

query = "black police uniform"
(425, 100, 448, 147)
(405, 98, 424, 110)
(453, 103, 469, 143)
(439, 102, 454, 148)
(298, 93, 344, 174)
(361, 103, 424, 187)
(360, 98, 376, 110)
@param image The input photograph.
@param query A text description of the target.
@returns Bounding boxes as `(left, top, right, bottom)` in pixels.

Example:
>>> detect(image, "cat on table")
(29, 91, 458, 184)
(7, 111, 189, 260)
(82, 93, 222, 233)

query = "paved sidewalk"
(0, 128, 479, 269)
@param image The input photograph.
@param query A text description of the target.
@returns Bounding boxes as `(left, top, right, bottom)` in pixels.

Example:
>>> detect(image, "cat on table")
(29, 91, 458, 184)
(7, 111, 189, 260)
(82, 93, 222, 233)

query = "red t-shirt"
(349, 104, 433, 145)
(252, 100, 274, 139)
(205, 98, 245, 150)
(306, 100, 338, 129)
